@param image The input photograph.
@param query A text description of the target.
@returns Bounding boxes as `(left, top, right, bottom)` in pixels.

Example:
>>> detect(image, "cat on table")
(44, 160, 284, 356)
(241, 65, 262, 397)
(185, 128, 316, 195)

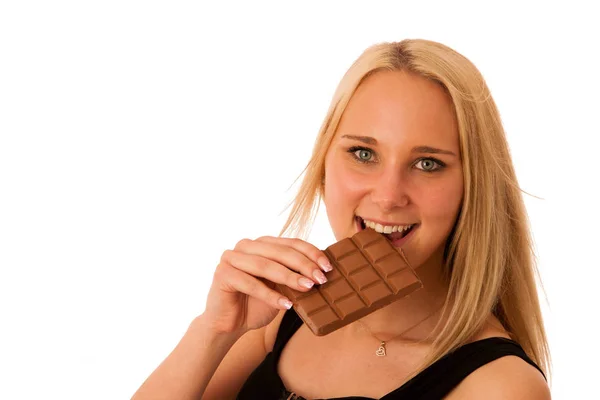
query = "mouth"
(355, 216, 419, 247)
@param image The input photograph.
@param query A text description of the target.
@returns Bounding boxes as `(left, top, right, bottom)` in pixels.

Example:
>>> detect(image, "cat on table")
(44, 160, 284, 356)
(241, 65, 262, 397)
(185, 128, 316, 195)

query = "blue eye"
(348, 146, 374, 163)
(415, 158, 444, 172)
(346, 146, 445, 173)
(355, 149, 373, 161)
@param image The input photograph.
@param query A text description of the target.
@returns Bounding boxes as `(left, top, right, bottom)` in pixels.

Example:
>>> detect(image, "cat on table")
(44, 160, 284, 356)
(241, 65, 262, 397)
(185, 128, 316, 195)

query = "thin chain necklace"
(358, 305, 442, 357)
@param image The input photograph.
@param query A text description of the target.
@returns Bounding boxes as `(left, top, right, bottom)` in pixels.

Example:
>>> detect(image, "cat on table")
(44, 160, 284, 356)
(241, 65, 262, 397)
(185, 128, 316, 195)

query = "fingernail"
(317, 257, 333, 272)
(279, 298, 293, 309)
(299, 277, 315, 289)
(313, 269, 327, 284)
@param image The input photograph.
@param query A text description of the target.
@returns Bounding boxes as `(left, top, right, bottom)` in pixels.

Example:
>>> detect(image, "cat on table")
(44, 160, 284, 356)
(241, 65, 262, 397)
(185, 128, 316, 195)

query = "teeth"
(363, 219, 414, 234)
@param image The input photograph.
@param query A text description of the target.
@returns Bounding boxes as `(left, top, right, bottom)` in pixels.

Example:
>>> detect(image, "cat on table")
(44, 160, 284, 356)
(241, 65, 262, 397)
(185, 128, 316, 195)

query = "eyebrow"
(341, 134, 457, 157)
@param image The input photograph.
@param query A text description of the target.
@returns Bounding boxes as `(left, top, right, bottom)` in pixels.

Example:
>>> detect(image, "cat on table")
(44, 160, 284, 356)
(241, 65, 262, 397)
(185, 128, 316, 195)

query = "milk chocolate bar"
(276, 229, 423, 336)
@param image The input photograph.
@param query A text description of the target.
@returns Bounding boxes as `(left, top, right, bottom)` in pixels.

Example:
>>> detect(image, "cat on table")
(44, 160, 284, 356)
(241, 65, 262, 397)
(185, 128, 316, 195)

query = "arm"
(202, 309, 286, 400)
(131, 310, 283, 400)
(131, 234, 326, 399)
(131, 314, 244, 400)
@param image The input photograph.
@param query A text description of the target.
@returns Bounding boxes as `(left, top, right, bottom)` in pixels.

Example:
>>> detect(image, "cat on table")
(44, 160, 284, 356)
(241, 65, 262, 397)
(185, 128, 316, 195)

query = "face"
(323, 70, 463, 268)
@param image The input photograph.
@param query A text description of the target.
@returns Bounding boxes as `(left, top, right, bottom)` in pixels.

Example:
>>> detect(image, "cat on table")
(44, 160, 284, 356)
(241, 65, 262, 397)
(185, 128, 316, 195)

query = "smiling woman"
(322, 70, 464, 268)
(132, 39, 551, 400)
(270, 41, 551, 399)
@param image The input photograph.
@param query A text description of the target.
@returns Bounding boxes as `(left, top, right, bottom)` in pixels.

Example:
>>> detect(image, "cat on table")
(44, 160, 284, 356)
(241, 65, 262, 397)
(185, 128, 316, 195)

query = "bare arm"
(131, 315, 243, 400)
(202, 310, 286, 400)
(131, 235, 328, 399)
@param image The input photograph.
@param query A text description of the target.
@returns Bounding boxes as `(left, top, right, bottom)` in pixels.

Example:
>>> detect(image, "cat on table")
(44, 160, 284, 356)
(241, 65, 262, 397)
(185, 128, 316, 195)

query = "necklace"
(357, 305, 442, 357)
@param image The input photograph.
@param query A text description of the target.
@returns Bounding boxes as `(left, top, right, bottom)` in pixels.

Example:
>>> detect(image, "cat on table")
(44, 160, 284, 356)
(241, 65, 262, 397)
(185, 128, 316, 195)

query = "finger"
(218, 262, 293, 310)
(222, 249, 318, 292)
(255, 236, 333, 273)
(234, 238, 329, 285)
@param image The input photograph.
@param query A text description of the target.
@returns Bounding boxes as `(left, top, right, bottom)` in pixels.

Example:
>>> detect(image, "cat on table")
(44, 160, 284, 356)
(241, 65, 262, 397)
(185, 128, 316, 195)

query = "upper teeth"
(363, 219, 414, 234)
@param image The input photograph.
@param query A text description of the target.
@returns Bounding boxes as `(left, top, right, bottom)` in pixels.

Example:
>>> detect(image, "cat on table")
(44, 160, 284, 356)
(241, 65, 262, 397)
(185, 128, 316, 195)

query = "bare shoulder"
(445, 355, 551, 400)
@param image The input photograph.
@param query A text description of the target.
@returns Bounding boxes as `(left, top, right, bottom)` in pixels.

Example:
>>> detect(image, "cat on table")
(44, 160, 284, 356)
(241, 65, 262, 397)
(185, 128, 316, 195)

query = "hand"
(202, 236, 333, 335)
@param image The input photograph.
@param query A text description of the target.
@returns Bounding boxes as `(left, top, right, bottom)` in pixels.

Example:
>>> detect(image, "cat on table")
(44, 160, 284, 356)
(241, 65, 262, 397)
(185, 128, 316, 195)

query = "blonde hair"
(279, 39, 552, 385)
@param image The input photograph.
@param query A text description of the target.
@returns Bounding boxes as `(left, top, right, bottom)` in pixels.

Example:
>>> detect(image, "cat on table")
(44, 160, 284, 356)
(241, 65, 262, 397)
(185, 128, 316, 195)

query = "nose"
(369, 168, 410, 212)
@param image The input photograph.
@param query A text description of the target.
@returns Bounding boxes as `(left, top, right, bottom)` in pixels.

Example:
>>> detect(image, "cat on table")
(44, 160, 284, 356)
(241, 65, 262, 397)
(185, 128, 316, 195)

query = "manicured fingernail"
(313, 269, 327, 284)
(299, 277, 315, 289)
(317, 257, 333, 272)
(279, 298, 293, 309)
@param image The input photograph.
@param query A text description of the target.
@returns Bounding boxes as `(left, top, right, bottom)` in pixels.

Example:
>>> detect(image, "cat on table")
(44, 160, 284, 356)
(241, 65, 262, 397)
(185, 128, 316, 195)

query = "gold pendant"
(376, 341, 387, 356)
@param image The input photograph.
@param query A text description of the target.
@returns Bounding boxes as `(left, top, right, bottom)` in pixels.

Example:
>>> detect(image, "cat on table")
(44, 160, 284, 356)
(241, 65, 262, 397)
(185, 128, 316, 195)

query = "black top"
(237, 308, 546, 400)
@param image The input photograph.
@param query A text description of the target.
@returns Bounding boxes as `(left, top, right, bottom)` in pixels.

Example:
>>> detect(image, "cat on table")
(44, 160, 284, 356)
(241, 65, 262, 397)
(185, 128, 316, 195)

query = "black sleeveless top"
(237, 308, 546, 400)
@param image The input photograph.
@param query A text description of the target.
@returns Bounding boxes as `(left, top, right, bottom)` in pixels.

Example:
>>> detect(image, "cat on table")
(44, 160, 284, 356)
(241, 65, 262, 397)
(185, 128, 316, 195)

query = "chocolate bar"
(276, 229, 423, 336)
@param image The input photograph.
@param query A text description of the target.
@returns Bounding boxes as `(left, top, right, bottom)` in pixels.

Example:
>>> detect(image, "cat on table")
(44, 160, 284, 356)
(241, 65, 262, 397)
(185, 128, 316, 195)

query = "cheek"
(422, 180, 464, 223)
(323, 160, 369, 235)
(324, 158, 367, 204)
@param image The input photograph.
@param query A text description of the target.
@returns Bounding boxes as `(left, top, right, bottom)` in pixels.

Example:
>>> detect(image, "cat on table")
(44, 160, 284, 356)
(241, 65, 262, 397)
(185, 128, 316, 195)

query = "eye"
(348, 146, 375, 163)
(415, 158, 445, 172)
(355, 149, 373, 161)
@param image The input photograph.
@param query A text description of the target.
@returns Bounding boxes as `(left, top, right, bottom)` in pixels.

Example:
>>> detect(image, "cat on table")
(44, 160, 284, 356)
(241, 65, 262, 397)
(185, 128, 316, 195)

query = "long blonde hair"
(278, 39, 551, 385)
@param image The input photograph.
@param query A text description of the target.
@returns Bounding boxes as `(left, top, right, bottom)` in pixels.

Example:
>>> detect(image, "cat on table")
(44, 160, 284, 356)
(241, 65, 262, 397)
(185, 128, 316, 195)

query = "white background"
(1, 1, 598, 399)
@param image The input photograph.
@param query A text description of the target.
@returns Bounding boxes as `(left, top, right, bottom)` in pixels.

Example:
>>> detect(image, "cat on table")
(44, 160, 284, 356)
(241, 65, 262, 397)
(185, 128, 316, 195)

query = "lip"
(357, 216, 418, 227)
(386, 224, 418, 248)
(355, 216, 418, 248)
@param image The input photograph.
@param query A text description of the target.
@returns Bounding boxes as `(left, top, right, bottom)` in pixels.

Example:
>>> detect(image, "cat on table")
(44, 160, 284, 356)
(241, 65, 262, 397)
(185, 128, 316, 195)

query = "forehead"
(335, 70, 459, 151)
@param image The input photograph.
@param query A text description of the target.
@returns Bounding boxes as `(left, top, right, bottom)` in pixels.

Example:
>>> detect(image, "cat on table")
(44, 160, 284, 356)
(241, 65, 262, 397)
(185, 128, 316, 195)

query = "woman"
(132, 39, 552, 399)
